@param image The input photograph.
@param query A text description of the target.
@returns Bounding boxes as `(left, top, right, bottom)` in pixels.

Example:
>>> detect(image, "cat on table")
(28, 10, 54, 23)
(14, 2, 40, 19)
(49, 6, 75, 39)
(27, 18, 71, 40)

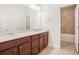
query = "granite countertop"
(0, 29, 48, 43)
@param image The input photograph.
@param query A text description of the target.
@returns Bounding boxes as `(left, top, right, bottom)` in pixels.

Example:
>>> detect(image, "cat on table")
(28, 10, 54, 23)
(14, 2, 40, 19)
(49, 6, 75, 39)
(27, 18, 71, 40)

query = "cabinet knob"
(15, 49, 17, 51)
(20, 46, 22, 49)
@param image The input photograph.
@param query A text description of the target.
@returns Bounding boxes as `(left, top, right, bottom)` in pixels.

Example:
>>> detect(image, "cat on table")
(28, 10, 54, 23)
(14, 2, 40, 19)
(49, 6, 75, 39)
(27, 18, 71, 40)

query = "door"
(0, 47, 18, 55)
(19, 42, 31, 55)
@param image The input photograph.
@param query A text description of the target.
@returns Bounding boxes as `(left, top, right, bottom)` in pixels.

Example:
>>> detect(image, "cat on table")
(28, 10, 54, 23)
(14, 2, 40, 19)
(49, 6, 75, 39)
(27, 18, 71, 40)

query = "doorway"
(60, 5, 77, 53)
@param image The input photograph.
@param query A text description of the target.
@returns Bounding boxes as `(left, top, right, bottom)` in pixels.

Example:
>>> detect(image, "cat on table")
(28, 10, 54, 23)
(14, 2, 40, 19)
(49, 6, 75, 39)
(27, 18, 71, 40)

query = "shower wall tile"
(61, 5, 76, 34)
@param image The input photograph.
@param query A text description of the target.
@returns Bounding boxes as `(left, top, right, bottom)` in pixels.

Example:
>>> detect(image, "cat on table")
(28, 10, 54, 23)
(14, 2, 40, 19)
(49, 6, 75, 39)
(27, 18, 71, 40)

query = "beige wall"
(61, 5, 76, 34)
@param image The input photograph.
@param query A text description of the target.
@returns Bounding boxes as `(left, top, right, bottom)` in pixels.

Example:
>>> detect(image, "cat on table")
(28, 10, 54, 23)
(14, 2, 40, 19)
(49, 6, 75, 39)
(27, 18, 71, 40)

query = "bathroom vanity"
(0, 30, 48, 55)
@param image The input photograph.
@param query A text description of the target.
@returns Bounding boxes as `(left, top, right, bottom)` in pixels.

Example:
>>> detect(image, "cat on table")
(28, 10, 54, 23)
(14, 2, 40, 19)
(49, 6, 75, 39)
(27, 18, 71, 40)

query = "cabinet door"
(19, 42, 31, 55)
(0, 47, 18, 55)
(31, 34, 39, 54)
(39, 37, 44, 51)
(39, 32, 48, 51)
(44, 35, 48, 47)
(32, 34, 39, 48)
(32, 46, 39, 55)
(32, 39, 38, 48)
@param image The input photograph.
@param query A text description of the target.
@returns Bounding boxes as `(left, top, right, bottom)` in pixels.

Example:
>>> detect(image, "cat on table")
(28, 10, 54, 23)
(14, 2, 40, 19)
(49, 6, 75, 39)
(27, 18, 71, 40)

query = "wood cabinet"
(39, 32, 48, 51)
(0, 46, 18, 55)
(0, 31, 48, 55)
(0, 36, 31, 55)
(19, 42, 31, 55)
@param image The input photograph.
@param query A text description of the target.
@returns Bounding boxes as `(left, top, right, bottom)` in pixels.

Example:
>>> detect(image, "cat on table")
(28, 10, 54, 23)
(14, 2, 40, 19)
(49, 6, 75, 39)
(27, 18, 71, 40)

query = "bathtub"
(61, 33, 75, 43)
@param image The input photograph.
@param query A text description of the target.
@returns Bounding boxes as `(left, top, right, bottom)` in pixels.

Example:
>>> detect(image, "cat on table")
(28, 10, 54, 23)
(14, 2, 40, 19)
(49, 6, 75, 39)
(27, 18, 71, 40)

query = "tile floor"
(38, 41, 78, 55)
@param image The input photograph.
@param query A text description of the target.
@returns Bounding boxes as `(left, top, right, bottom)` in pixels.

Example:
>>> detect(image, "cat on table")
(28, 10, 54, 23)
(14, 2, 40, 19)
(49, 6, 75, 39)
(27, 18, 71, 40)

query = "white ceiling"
(24, 4, 76, 11)
(37, 4, 72, 8)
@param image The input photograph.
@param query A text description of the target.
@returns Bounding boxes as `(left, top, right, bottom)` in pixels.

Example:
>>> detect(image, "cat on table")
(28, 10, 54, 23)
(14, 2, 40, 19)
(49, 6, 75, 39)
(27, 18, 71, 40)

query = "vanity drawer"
(16, 36, 31, 45)
(0, 40, 17, 52)
(32, 34, 39, 40)
(0, 46, 18, 55)
(40, 32, 48, 37)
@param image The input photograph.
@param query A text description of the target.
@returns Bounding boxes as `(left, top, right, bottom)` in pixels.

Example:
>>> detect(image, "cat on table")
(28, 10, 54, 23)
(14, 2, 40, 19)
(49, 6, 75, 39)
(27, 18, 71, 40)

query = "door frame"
(75, 5, 78, 52)
(60, 5, 78, 52)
